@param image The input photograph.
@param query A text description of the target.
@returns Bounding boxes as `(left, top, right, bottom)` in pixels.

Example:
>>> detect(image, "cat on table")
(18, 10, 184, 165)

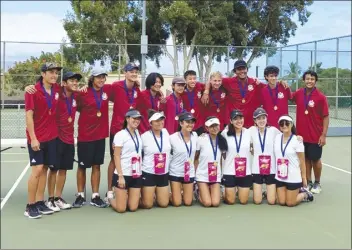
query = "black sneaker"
(24, 204, 42, 219)
(301, 188, 314, 202)
(90, 196, 108, 208)
(35, 201, 55, 215)
(72, 194, 86, 208)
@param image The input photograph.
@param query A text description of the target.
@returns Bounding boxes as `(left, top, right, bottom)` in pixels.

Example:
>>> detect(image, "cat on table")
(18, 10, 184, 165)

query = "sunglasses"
(279, 120, 291, 127)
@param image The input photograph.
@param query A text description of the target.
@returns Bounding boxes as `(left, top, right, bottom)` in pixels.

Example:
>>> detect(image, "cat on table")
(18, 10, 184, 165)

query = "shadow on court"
(1, 138, 351, 249)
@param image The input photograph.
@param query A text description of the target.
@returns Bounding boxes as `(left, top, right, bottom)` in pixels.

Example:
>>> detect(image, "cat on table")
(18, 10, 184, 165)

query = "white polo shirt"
(249, 126, 281, 175)
(113, 129, 143, 176)
(169, 131, 198, 178)
(221, 128, 252, 176)
(195, 134, 222, 183)
(274, 134, 304, 183)
(141, 128, 171, 174)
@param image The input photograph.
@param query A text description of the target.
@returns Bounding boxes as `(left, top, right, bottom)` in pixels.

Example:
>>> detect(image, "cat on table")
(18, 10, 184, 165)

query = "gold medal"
(175, 116, 179, 121)
(217, 108, 220, 113)
(49, 110, 52, 115)
(68, 117, 72, 123)
(242, 99, 245, 104)
(236, 154, 240, 158)
(281, 158, 285, 164)
(130, 106, 133, 109)
(274, 106, 278, 110)
(97, 111, 102, 117)
(213, 162, 218, 167)
(305, 110, 308, 115)
(191, 109, 195, 114)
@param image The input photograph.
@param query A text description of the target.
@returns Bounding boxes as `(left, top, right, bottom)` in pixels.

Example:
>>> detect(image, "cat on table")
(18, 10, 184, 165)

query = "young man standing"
(292, 70, 329, 193)
(24, 62, 62, 219)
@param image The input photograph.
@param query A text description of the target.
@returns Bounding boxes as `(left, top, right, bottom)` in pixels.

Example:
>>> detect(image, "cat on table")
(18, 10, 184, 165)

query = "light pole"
(140, 0, 148, 89)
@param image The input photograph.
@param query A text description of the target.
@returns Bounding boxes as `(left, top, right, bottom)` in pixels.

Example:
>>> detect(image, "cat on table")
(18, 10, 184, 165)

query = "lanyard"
(268, 84, 278, 106)
(63, 89, 74, 116)
(149, 90, 157, 110)
(210, 90, 220, 109)
(92, 87, 103, 110)
(208, 134, 218, 161)
(281, 134, 293, 158)
(40, 82, 54, 109)
(123, 80, 135, 106)
(151, 130, 163, 153)
(234, 130, 243, 154)
(172, 92, 181, 115)
(237, 78, 248, 99)
(126, 128, 140, 153)
(258, 128, 267, 154)
(304, 87, 316, 109)
(185, 88, 195, 109)
(180, 131, 192, 159)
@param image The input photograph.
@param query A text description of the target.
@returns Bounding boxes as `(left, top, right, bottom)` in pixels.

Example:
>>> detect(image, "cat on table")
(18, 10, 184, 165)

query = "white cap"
(149, 112, 165, 123)
(205, 117, 220, 127)
(278, 115, 293, 123)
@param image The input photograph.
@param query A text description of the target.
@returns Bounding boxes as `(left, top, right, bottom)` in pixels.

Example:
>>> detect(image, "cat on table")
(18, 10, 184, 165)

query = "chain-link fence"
(1, 35, 351, 138)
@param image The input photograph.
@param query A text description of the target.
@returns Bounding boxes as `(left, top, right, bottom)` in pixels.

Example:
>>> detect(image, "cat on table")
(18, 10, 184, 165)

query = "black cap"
(178, 112, 196, 122)
(63, 71, 82, 81)
(125, 109, 142, 118)
(233, 60, 247, 70)
(230, 109, 244, 120)
(124, 63, 139, 72)
(41, 62, 63, 72)
(253, 107, 268, 119)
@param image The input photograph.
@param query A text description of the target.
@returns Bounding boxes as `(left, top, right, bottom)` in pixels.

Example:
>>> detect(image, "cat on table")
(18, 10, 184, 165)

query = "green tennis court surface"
(1, 137, 351, 249)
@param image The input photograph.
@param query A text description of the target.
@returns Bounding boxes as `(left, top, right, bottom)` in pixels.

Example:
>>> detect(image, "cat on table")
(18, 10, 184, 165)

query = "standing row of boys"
(23, 60, 329, 218)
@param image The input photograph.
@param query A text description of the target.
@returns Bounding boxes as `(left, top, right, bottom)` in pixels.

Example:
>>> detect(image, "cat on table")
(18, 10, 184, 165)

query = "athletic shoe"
(104, 191, 114, 205)
(307, 181, 313, 191)
(220, 185, 225, 200)
(193, 182, 199, 201)
(302, 189, 314, 202)
(262, 191, 267, 199)
(72, 194, 86, 208)
(35, 201, 55, 215)
(90, 196, 108, 208)
(311, 182, 322, 194)
(46, 197, 60, 212)
(54, 197, 72, 210)
(24, 204, 42, 219)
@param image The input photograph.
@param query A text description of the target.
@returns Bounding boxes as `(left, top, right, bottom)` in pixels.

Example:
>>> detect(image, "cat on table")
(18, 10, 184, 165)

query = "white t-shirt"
(113, 129, 143, 176)
(274, 134, 304, 183)
(249, 126, 281, 175)
(195, 134, 222, 183)
(221, 128, 252, 176)
(169, 131, 198, 178)
(141, 128, 171, 174)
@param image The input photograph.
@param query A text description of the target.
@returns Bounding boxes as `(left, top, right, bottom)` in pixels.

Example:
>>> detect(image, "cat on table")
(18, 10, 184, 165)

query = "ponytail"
(217, 133, 228, 152)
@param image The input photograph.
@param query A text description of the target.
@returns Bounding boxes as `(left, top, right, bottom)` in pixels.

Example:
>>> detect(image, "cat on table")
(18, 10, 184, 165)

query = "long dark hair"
(122, 118, 128, 129)
(88, 76, 94, 88)
(227, 123, 236, 136)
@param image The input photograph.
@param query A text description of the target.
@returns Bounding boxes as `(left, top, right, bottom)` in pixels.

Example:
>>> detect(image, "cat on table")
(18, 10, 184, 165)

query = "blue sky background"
(1, 0, 351, 78)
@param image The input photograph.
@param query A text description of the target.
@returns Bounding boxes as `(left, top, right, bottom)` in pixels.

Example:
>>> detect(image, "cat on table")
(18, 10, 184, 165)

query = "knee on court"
(211, 200, 220, 207)
(202, 200, 212, 207)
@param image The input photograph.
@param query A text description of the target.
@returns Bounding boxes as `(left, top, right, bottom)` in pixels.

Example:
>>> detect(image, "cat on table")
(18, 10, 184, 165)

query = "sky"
(1, 0, 351, 78)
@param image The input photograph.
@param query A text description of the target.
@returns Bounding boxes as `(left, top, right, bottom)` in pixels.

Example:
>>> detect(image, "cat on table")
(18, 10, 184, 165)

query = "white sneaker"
(311, 182, 322, 194)
(54, 197, 72, 210)
(46, 199, 60, 212)
(104, 191, 114, 205)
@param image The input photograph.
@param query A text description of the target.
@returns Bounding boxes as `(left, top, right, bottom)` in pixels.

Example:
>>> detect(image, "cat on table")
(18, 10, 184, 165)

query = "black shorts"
(252, 174, 276, 185)
(109, 133, 114, 159)
(77, 139, 106, 168)
(221, 174, 253, 188)
(142, 172, 169, 187)
(112, 173, 142, 189)
(197, 181, 220, 186)
(169, 175, 195, 184)
(52, 139, 75, 170)
(276, 180, 302, 191)
(304, 142, 323, 161)
(28, 138, 57, 166)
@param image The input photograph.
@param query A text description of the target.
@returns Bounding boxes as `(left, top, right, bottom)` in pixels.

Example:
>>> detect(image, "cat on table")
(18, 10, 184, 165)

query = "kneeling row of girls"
(108, 107, 314, 213)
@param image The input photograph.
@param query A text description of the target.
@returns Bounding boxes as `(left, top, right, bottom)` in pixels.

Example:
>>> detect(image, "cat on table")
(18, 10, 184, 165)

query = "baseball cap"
(178, 112, 196, 122)
(148, 111, 165, 123)
(125, 109, 142, 118)
(230, 109, 244, 120)
(233, 60, 247, 70)
(41, 62, 62, 72)
(205, 117, 220, 127)
(278, 115, 293, 123)
(63, 71, 82, 81)
(91, 68, 108, 77)
(172, 77, 186, 85)
(253, 107, 268, 119)
(124, 63, 139, 72)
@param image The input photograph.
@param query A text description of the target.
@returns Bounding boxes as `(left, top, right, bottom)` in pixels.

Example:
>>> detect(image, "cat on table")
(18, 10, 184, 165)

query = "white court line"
(1, 162, 30, 210)
(323, 163, 351, 175)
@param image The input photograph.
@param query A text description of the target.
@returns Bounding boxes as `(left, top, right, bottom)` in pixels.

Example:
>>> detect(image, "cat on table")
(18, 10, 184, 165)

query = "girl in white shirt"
(140, 110, 171, 209)
(169, 112, 198, 207)
(274, 115, 314, 207)
(221, 110, 252, 205)
(249, 107, 281, 205)
(194, 116, 228, 207)
(110, 109, 143, 213)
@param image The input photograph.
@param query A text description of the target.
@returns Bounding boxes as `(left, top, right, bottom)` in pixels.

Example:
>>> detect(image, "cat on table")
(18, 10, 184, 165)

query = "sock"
(92, 193, 99, 199)
(314, 180, 320, 184)
(78, 192, 85, 198)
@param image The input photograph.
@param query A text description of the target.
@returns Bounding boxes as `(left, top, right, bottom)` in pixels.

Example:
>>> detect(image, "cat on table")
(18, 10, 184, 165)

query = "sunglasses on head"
(279, 120, 291, 127)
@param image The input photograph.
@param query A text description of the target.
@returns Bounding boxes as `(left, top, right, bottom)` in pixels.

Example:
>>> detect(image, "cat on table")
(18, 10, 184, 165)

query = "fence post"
(335, 38, 339, 119)
(295, 45, 299, 91)
(60, 43, 64, 83)
(226, 46, 230, 76)
(2, 41, 5, 109)
(314, 41, 317, 71)
(279, 47, 283, 78)
(118, 45, 121, 80)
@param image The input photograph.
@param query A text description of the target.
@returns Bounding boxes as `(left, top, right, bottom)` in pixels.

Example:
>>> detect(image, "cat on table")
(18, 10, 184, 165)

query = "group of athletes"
(23, 59, 329, 218)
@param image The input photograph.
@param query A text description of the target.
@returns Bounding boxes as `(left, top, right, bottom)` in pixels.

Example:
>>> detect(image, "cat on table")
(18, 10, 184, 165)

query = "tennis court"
(1, 137, 351, 249)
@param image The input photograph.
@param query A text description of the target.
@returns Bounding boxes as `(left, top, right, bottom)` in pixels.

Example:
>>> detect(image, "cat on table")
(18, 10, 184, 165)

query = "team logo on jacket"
(55, 93, 59, 100)
(308, 100, 315, 107)
(72, 99, 77, 107)
(221, 92, 226, 99)
(102, 92, 108, 100)
(197, 91, 201, 99)
(278, 92, 284, 99)
(134, 92, 138, 98)
(248, 85, 254, 91)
